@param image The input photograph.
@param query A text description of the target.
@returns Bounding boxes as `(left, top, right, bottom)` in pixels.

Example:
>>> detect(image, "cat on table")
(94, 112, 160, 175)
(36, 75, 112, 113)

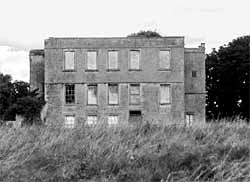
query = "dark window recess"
(192, 71, 197, 78)
(129, 110, 142, 123)
(65, 84, 75, 104)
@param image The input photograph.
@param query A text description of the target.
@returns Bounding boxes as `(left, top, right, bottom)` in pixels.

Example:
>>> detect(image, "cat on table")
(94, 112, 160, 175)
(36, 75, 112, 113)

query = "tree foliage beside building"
(0, 73, 45, 124)
(206, 35, 250, 119)
(0, 73, 15, 120)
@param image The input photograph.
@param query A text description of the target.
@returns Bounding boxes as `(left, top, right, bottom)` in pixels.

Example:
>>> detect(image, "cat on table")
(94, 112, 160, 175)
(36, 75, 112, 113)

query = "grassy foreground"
(1, 120, 250, 182)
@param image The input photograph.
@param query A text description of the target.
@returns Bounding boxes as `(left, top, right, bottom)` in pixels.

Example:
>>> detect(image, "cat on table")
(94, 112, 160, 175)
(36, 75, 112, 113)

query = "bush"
(7, 96, 45, 125)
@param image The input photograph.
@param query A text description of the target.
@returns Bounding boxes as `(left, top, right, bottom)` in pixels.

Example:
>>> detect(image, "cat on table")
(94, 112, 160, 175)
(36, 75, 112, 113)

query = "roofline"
(46, 36, 185, 40)
(29, 49, 44, 56)
(184, 48, 205, 53)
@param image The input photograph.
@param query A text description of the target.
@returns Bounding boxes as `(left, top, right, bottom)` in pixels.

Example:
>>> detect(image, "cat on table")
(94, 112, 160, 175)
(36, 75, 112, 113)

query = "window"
(129, 110, 142, 123)
(108, 84, 119, 105)
(186, 113, 194, 126)
(108, 51, 118, 70)
(159, 50, 170, 69)
(64, 115, 75, 128)
(87, 51, 97, 70)
(192, 71, 197, 78)
(86, 115, 97, 125)
(65, 84, 75, 104)
(160, 84, 170, 104)
(87, 85, 97, 105)
(108, 115, 118, 125)
(64, 51, 75, 70)
(129, 84, 140, 105)
(129, 50, 140, 70)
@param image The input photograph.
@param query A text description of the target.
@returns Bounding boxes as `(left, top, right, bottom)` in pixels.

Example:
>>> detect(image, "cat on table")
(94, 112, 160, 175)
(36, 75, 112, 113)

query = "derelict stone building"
(30, 37, 206, 127)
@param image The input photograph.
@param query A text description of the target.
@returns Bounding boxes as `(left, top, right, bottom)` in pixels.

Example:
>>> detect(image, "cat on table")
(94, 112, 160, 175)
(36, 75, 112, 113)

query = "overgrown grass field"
(1, 119, 250, 182)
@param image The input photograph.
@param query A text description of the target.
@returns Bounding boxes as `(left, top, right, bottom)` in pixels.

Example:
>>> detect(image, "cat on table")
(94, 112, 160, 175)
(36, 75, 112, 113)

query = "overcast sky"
(0, 0, 249, 82)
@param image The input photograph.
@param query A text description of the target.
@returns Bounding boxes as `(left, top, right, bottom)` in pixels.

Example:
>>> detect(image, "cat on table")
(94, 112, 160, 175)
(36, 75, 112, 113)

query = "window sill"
(129, 103, 141, 106)
(85, 69, 98, 72)
(107, 69, 120, 72)
(87, 104, 98, 106)
(108, 104, 119, 106)
(158, 69, 171, 71)
(160, 103, 171, 106)
(63, 70, 76, 72)
(128, 69, 142, 71)
(64, 103, 76, 106)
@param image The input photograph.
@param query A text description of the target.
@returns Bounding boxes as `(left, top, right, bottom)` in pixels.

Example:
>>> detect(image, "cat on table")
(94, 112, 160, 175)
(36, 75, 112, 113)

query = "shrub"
(7, 96, 45, 125)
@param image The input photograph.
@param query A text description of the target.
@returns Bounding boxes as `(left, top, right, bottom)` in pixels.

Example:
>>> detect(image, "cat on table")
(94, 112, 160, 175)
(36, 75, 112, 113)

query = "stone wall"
(29, 49, 45, 97)
(45, 83, 185, 126)
(44, 37, 186, 126)
(184, 44, 206, 123)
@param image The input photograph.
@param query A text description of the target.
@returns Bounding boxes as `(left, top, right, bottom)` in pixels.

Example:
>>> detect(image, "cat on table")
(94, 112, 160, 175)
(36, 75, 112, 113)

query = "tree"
(127, 30, 162, 38)
(206, 35, 250, 120)
(0, 72, 45, 124)
(8, 96, 45, 125)
(0, 73, 15, 120)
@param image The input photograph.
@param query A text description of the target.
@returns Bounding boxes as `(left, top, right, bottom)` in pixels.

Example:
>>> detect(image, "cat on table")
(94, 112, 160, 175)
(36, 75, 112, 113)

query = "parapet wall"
(45, 37, 184, 49)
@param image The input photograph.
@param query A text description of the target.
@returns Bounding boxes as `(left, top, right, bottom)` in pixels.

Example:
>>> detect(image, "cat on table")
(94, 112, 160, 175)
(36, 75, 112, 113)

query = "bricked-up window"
(129, 84, 140, 105)
(192, 71, 197, 78)
(64, 51, 75, 70)
(159, 50, 170, 69)
(65, 84, 75, 104)
(108, 115, 118, 125)
(108, 51, 118, 70)
(160, 84, 170, 104)
(186, 113, 194, 126)
(64, 115, 75, 128)
(86, 115, 97, 125)
(108, 84, 118, 105)
(87, 85, 97, 105)
(87, 51, 97, 70)
(129, 50, 140, 70)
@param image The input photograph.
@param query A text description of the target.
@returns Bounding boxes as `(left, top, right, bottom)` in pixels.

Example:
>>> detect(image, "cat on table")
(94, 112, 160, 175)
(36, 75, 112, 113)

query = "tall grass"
(0, 120, 250, 182)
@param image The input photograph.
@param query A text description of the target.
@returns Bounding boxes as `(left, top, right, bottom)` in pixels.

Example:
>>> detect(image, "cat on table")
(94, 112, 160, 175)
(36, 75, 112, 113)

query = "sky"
(0, 0, 249, 82)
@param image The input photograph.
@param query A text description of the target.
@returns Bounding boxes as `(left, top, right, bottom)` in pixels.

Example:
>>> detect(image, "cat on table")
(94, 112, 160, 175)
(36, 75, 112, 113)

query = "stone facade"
(30, 37, 206, 127)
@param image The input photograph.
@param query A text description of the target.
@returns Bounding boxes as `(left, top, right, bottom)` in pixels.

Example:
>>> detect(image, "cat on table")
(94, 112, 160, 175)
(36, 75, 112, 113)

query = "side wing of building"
(184, 45, 206, 123)
(29, 49, 45, 97)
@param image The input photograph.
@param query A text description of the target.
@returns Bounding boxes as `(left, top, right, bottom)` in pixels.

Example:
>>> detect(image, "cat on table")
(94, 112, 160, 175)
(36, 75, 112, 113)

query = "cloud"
(0, 38, 41, 51)
(180, 7, 224, 14)
(0, 46, 29, 82)
(185, 36, 205, 45)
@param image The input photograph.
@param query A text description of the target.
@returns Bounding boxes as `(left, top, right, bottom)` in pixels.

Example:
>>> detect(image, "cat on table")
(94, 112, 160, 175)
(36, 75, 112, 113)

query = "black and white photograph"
(0, 0, 249, 181)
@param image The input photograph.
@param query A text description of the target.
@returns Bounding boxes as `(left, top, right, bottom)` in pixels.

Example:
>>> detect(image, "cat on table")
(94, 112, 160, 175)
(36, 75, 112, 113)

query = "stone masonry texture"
(30, 37, 206, 126)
